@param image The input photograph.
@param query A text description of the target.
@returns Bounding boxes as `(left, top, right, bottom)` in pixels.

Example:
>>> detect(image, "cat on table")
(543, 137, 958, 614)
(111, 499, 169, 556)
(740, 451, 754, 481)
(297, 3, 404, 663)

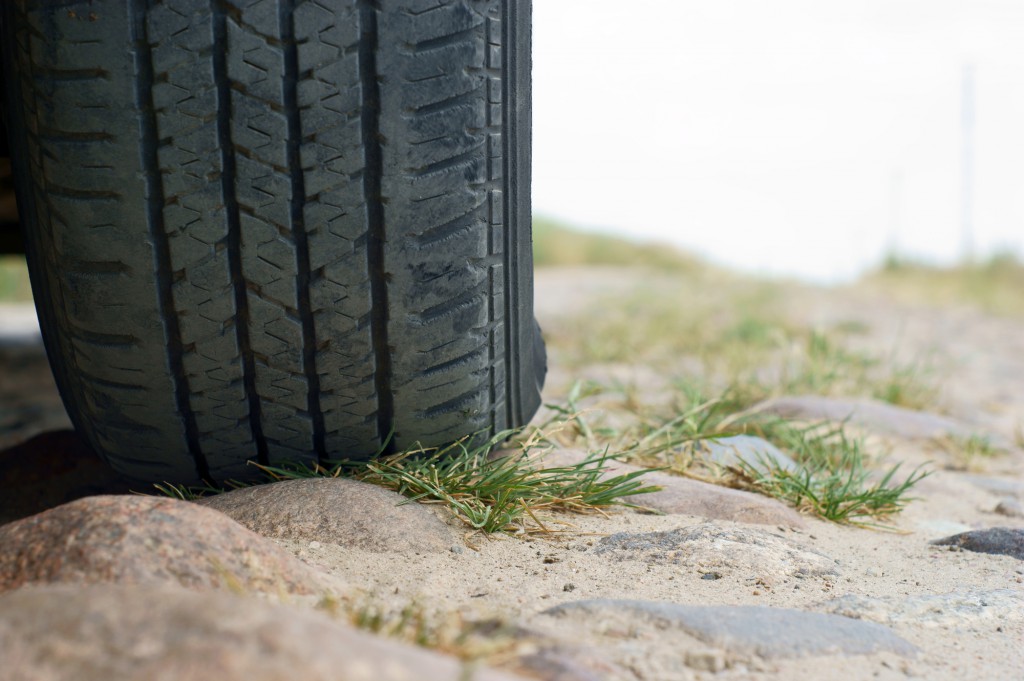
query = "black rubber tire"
(0, 0, 545, 485)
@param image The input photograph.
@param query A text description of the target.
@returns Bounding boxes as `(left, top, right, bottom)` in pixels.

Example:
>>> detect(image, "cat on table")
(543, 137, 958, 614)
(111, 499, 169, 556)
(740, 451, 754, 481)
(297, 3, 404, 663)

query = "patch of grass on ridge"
(316, 593, 526, 665)
(543, 273, 939, 411)
(154, 428, 660, 535)
(861, 252, 1024, 317)
(545, 381, 930, 528)
(532, 217, 704, 271)
(0, 256, 32, 303)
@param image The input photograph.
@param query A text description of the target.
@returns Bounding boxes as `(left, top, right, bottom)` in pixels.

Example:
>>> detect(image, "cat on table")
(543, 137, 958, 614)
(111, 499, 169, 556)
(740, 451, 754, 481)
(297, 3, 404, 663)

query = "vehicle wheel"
(0, 0, 545, 484)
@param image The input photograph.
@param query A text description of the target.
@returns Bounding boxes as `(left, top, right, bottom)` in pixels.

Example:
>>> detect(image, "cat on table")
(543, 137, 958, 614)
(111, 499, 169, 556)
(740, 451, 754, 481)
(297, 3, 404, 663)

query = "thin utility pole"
(960, 62, 976, 263)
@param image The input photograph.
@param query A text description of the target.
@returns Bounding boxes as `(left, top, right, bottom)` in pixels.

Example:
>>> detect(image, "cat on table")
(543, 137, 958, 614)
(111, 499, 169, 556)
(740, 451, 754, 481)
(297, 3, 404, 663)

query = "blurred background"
(532, 0, 1024, 283)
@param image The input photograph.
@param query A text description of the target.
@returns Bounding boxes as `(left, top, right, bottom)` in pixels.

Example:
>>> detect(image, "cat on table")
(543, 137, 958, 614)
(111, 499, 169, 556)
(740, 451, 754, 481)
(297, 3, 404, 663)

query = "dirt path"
(1, 268, 1022, 681)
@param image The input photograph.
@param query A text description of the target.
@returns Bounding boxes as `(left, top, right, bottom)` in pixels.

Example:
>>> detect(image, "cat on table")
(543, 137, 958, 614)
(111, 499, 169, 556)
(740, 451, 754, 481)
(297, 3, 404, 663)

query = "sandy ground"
(1, 267, 1022, 680)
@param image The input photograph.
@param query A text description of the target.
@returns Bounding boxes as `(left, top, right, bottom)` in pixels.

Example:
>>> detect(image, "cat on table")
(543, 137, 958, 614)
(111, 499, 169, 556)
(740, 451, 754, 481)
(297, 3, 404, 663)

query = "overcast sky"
(532, 0, 1024, 282)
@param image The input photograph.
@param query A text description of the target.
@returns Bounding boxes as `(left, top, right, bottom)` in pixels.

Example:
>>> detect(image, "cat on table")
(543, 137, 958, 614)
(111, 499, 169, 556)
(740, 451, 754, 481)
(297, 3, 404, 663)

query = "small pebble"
(994, 498, 1024, 518)
(450, 545, 464, 555)
(308, 541, 321, 549)
(563, 583, 576, 592)
(685, 649, 727, 673)
(701, 572, 722, 581)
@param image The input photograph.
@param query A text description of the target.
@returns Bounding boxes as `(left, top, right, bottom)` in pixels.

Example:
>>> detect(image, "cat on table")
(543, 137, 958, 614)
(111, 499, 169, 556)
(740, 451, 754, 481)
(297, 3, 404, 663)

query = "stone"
(541, 599, 918, 659)
(962, 474, 1024, 500)
(537, 448, 806, 527)
(697, 434, 800, 474)
(930, 527, 1024, 560)
(198, 477, 458, 553)
(754, 395, 1005, 444)
(0, 584, 528, 681)
(512, 647, 618, 681)
(817, 589, 1024, 627)
(630, 472, 808, 527)
(594, 523, 838, 579)
(0, 495, 340, 596)
(994, 497, 1024, 518)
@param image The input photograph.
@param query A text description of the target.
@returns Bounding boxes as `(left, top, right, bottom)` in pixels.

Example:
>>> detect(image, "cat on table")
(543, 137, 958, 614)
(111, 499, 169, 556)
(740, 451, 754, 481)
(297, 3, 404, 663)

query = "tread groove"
(409, 26, 479, 54)
(359, 0, 395, 454)
(502, 2, 520, 429)
(281, 0, 326, 463)
(131, 0, 209, 483)
(214, 1, 269, 467)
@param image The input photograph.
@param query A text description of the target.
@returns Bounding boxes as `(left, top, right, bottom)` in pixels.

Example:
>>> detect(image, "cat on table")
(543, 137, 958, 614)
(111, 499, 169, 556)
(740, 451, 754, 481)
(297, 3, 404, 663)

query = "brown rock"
(635, 472, 807, 527)
(198, 478, 459, 553)
(0, 495, 340, 596)
(0, 584, 529, 681)
(539, 449, 806, 527)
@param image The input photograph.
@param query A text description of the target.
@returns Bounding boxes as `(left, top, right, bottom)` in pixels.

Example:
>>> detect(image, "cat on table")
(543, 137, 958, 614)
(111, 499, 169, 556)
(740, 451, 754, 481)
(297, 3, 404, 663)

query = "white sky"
(532, 0, 1024, 282)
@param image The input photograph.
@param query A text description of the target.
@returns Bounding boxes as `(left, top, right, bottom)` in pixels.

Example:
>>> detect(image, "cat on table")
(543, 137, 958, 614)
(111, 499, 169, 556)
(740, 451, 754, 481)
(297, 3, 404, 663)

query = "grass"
(155, 428, 661, 535)
(861, 251, 1024, 317)
(533, 216, 705, 271)
(151, 220, 939, 529)
(544, 380, 930, 527)
(541, 272, 940, 411)
(316, 593, 528, 669)
(937, 432, 1005, 472)
(0, 256, 31, 303)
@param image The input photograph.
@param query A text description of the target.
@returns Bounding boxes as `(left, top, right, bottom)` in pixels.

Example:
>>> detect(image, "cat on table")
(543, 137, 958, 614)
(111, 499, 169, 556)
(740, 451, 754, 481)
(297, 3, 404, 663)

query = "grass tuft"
(937, 432, 1005, 471)
(532, 217, 705, 271)
(153, 427, 661, 535)
(316, 592, 527, 666)
(862, 251, 1024, 317)
(547, 380, 931, 527)
(0, 256, 32, 303)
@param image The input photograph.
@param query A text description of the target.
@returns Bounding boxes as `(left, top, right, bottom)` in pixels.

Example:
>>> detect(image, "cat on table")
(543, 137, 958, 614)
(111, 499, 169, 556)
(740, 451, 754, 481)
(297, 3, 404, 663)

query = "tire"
(0, 0, 545, 485)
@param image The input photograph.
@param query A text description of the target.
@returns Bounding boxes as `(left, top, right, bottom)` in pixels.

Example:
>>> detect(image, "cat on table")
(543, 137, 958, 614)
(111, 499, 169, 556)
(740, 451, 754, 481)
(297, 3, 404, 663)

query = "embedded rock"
(538, 449, 806, 527)
(198, 477, 458, 553)
(930, 527, 1024, 560)
(754, 396, 1001, 443)
(0, 584, 528, 681)
(994, 498, 1024, 518)
(698, 435, 800, 474)
(540, 599, 917, 660)
(0, 495, 339, 595)
(817, 589, 1024, 627)
(594, 523, 838, 579)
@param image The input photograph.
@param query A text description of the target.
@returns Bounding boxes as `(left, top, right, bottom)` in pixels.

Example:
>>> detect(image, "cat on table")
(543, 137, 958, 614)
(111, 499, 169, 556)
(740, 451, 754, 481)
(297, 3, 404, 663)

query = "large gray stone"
(962, 474, 1024, 499)
(0, 584, 528, 681)
(817, 589, 1024, 627)
(697, 434, 800, 474)
(0, 495, 340, 596)
(594, 523, 838, 579)
(537, 449, 806, 527)
(930, 527, 1024, 560)
(198, 477, 458, 553)
(541, 599, 917, 659)
(755, 395, 1003, 443)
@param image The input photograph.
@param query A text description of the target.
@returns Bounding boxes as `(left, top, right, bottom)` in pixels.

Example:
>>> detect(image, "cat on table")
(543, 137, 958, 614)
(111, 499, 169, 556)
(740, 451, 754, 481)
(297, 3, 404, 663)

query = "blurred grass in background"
(0, 256, 31, 303)
(532, 217, 705, 272)
(861, 251, 1024, 317)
